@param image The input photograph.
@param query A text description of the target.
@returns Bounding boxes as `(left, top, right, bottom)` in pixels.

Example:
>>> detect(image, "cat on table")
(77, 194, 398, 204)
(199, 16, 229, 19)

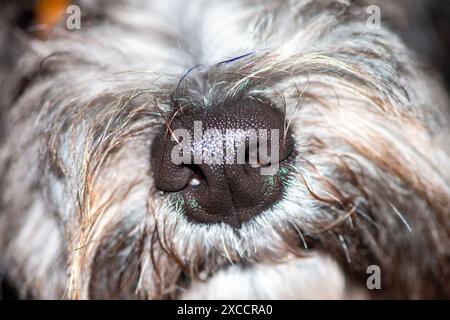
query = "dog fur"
(0, 0, 449, 299)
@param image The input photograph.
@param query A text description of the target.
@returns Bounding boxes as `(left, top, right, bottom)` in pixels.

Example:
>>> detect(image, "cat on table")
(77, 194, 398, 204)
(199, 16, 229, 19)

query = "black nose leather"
(152, 97, 294, 227)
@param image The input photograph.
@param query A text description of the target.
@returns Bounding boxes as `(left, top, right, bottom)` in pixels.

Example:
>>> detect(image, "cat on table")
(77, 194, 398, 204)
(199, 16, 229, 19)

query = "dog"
(0, 0, 449, 299)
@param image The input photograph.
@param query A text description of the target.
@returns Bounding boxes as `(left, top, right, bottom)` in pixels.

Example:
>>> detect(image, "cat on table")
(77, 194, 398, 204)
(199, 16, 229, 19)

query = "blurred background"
(379, 0, 450, 91)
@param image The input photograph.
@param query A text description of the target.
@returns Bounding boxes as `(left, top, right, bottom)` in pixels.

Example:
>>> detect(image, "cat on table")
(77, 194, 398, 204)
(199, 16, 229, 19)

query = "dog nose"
(152, 97, 294, 227)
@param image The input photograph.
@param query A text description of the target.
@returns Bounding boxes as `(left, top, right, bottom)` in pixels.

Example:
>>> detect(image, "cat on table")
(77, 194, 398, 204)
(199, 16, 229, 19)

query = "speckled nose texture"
(152, 97, 294, 227)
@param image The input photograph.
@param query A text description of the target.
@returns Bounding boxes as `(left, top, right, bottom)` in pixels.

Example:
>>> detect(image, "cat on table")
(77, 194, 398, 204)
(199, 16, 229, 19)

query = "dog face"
(0, 0, 449, 299)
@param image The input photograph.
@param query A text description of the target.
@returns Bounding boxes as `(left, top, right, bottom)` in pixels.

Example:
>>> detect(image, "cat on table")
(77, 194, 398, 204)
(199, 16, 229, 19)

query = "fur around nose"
(152, 97, 294, 227)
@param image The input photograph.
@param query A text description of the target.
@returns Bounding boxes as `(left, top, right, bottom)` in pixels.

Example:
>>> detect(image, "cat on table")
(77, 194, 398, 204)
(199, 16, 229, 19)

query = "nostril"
(188, 176, 201, 186)
(184, 164, 207, 188)
(244, 139, 292, 169)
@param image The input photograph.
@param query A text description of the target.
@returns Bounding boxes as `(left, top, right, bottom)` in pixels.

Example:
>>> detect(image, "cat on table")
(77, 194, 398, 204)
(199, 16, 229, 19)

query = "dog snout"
(152, 97, 294, 227)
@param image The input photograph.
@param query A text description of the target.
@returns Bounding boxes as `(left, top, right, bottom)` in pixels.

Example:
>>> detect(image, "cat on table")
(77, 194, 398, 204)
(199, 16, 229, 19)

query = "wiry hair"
(0, 0, 449, 299)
